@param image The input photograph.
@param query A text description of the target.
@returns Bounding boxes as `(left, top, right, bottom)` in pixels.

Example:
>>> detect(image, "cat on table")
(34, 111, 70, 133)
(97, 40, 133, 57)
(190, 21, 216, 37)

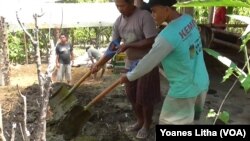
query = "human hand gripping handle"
(90, 63, 101, 74)
(116, 44, 128, 54)
(119, 74, 130, 84)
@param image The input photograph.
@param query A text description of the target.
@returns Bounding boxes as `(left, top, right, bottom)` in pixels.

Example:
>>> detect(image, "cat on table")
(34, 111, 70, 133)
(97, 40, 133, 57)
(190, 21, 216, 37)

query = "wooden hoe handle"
(84, 79, 121, 110)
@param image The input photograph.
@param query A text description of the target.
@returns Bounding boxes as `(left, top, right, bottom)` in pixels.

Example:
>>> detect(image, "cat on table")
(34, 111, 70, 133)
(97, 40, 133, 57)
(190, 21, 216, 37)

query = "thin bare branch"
(17, 85, 30, 141)
(10, 123, 16, 141)
(16, 10, 36, 45)
(19, 123, 25, 141)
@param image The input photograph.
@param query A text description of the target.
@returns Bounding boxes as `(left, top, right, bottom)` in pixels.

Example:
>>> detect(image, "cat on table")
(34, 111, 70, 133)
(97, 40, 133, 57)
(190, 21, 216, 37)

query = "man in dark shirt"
(56, 33, 74, 85)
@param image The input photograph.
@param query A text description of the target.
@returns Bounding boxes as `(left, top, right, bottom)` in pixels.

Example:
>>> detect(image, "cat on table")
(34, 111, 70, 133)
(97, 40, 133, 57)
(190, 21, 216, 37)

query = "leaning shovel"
(49, 71, 91, 121)
(58, 79, 121, 140)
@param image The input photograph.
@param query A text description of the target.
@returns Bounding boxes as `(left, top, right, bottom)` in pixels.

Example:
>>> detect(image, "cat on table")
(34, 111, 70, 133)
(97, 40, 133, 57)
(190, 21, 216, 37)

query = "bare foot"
(125, 122, 142, 132)
(136, 127, 149, 139)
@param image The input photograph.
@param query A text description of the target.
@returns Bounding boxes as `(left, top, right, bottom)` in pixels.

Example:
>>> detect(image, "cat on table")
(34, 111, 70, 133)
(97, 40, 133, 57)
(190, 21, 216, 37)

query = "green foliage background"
(8, 31, 25, 64)
(7, 0, 250, 65)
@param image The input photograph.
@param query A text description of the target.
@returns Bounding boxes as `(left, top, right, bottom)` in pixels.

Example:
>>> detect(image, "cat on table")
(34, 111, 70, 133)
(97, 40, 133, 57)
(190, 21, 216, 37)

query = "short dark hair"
(59, 33, 68, 38)
(148, 0, 177, 8)
(115, 0, 134, 4)
(125, 0, 134, 4)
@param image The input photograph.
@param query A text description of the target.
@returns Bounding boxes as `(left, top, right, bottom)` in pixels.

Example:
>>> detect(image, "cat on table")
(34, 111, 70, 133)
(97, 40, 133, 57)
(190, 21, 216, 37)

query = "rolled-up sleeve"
(127, 36, 173, 81)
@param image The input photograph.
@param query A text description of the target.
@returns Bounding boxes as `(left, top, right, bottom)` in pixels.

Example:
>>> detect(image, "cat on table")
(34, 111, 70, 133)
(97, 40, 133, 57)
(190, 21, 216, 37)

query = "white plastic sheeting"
(0, 2, 120, 30)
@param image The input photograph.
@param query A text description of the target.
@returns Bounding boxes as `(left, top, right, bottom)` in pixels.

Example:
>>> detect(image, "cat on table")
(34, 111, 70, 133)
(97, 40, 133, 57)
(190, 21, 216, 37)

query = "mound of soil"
(0, 64, 159, 141)
(46, 66, 161, 141)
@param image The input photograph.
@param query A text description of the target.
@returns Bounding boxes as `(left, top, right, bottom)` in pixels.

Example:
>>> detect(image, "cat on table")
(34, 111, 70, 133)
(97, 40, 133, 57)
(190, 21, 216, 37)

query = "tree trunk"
(24, 33, 29, 64)
(53, 27, 61, 45)
(30, 14, 47, 141)
(95, 27, 101, 49)
(0, 105, 6, 141)
(16, 11, 50, 141)
(0, 16, 10, 86)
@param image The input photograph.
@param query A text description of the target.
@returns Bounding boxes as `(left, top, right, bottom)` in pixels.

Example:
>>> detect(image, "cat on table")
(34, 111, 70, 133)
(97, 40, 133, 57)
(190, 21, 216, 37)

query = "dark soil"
(0, 64, 159, 141)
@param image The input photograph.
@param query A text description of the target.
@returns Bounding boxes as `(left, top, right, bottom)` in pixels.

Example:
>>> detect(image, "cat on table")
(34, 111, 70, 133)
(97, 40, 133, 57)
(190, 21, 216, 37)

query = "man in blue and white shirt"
(119, 0, 210, 125)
